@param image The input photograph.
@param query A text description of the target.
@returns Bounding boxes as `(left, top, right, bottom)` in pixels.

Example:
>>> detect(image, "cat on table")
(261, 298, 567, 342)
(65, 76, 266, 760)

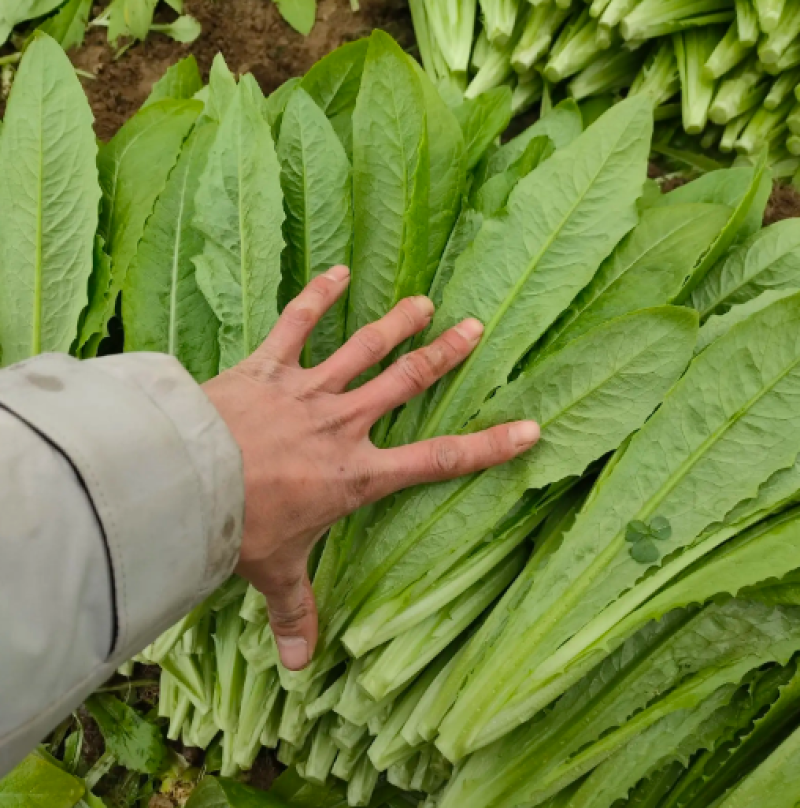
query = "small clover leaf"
(649, 516, 672, 541)
(630, 540, 660, 564)
(625, 520, 649, 543)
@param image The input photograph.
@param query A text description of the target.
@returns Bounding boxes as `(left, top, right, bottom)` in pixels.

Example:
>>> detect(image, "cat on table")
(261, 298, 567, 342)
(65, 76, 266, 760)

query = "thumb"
(257, 566, 319, 671)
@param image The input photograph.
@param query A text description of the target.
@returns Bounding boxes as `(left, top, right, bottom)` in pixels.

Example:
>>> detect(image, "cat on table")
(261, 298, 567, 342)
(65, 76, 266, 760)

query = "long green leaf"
(94, 98, 201, 357)
(440, 599, 800, 807)
(413, 62, 467, 289)
(122, 122, 219, 381)
(301, 37, 368, 154)
(194, 76, 285, 371)
(277, 87, 352, 367)
(346, 30, 429, 348)
(395, 96, 653, 444)
(0, 33, 99, 367)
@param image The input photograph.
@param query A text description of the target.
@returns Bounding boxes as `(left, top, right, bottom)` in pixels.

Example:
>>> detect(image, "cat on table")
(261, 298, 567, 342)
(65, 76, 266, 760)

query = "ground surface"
(70, 0, 414, 140)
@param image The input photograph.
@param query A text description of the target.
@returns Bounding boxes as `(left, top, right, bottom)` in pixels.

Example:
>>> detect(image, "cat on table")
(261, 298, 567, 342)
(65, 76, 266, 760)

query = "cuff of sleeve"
(0, 353, 244, 661)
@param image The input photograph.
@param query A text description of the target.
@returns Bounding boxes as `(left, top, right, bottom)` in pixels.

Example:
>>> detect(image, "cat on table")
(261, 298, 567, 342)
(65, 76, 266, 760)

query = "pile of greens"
(3, 26, 800, 808)
(409, 0, 800, 181)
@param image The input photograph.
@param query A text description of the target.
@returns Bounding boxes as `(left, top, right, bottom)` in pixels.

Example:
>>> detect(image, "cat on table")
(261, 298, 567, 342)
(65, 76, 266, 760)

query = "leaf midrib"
(33, 75, 44, 356)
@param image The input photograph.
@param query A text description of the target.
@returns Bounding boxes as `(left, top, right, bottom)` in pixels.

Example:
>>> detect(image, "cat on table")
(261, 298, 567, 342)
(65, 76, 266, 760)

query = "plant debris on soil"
(70, 0, 414, 140)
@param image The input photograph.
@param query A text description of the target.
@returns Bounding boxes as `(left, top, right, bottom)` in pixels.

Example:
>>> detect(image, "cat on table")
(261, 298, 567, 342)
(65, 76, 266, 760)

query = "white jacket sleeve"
(0, 352, 244, 777)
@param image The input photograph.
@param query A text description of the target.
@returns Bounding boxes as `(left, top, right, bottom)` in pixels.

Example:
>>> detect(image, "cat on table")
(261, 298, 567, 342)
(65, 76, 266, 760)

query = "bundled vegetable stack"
(4, 27, 800, 808)
(410, 0, 800, 178)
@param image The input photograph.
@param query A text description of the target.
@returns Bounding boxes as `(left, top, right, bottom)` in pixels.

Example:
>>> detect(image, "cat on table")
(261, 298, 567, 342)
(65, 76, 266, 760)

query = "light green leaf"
(204, 54, 237, 124)
(690, 218, 800, 319)
(0, 0, 64, 45)
(450, 86, 512, 170)
(0, 33, 99, 367)
(412, 60, 467, 287)
(437, 291, 800, 759)
(656, 160, 772, 302)
(194, 76, 285, 371)
(346, 31, 429, 346)
(97, 98, 201, 355)
(696, 288, 800, 353)
(143, 55, 203, 108)
(150, 14, 201, 43)
(402, 96, 653, 443)
(538, 202, 732, 358)
(123, 122, 219, 382)
(277, 87, 352, 367)
(0, 753, 84, 808)
(37, 0, 92, 50)
(274, 0, 316, 35)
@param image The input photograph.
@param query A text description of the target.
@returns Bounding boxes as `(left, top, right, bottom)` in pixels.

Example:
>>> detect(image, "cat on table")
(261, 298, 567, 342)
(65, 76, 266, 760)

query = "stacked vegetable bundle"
(410, 0, 800, 176)
(4, 26, 800, 808)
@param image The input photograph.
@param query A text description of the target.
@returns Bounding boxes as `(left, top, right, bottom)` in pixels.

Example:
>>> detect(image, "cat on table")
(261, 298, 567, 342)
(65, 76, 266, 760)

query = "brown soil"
(69, 0, 413, 141)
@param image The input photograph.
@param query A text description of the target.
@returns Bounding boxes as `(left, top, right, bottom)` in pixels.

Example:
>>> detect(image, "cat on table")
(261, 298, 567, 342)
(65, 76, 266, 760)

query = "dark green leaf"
(85, 694, 167, 775)
(626, 521, 650, 543)
(630, 541, 660, 563)
(649, 516, 672, 540)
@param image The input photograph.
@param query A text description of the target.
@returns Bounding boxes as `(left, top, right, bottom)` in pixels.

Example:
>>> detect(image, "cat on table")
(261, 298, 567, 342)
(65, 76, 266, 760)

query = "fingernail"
(325, 265, 350, 282)
(510, 421, 540, 450)
(456, 318, 484, 344)
(276, 636, 309, 670)
(412, 296, 435, 317)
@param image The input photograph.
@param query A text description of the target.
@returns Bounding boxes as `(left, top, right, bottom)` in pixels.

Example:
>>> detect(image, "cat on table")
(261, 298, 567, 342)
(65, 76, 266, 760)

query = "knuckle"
(354, 326, 386, 361)
(398, 297, 425, 329)
(283, 299, 316, 328)
(431, 438, 463, 476)
(269, 598, 311, 631)
(395, 352, 430, 395)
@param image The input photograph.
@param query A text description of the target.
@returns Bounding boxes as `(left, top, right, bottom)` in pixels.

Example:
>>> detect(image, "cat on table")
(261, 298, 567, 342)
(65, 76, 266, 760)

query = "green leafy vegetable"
(0, 33, 99, 367)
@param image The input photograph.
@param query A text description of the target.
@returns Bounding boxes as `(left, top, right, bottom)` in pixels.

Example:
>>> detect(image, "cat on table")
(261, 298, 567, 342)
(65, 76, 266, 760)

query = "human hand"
(202, 265, 540, 671)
